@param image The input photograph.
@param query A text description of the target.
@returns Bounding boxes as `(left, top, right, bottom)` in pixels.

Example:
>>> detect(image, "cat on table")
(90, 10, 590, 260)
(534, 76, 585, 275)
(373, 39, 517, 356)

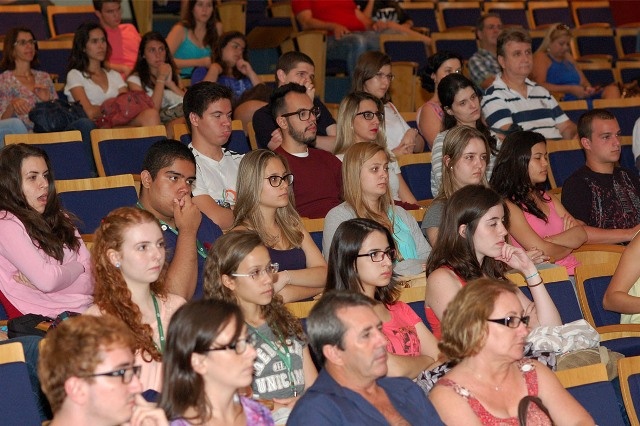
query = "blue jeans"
(0, 118, 28, 148)
(327, 31, 380, 76)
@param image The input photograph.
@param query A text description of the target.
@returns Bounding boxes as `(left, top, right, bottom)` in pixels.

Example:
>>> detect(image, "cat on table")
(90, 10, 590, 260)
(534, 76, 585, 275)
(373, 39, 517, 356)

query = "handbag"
(28, 99, 87, 133)
(7, 314, 52, 338)
(95, 91, 154, 128)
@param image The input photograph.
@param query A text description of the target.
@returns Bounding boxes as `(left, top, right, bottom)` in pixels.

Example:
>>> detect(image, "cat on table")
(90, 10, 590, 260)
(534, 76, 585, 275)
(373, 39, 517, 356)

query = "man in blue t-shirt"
(138, 139, 222, 300)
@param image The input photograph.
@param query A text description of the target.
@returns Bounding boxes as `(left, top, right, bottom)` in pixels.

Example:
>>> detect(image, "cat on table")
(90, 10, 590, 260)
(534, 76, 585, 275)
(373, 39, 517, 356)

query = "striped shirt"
(481, 74, 570, 140)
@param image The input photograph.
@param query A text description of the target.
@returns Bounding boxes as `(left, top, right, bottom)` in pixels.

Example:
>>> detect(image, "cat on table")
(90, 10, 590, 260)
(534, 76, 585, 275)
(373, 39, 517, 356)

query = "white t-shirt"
(190, 144, 243, 206)
(64, 68, 126, 105)
(384, 102, 411, 152)
(126, 74, 183, 109)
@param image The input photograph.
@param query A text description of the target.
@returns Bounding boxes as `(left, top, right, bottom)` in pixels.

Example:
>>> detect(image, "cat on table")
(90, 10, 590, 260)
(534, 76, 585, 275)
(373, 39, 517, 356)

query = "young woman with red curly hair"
(85, 207, 186, 393)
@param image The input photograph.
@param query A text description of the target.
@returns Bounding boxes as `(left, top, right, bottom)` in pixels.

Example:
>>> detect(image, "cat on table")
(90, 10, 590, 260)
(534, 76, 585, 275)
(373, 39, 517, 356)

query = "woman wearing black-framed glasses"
(160, 298, 275, 425)
(231, 149, 327, 303)
(430, 278, 592, 425)
(325, 218, 440, 380)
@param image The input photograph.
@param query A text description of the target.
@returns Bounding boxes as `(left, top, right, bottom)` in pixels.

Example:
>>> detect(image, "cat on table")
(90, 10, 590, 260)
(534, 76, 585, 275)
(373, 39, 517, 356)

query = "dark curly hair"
(134, 31, 181, 91)
(490, 131, 550, 222)
(0, 144, 80, 262)
(419, 50, 463, 92)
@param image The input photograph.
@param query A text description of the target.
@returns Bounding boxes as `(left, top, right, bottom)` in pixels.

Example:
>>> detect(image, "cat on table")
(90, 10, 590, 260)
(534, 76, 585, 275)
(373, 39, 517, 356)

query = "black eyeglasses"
(356, 248, 396, 262)
(203, 334, 257, 355)
(487, 315, 530, 328)
(281, 106, 321, 121)
(85, 365, 142, 384)
(265, 173, 294, 187)
(356, 111, 384, 121)
(231, 263, 279, 280)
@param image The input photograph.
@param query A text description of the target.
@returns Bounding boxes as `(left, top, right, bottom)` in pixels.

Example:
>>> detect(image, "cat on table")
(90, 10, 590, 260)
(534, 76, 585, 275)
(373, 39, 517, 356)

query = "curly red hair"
(91, 207, 167, 362)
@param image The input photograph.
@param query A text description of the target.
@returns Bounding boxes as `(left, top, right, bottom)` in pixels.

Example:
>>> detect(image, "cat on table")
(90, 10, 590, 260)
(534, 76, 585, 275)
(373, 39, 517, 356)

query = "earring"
(115, 262, 121, 268)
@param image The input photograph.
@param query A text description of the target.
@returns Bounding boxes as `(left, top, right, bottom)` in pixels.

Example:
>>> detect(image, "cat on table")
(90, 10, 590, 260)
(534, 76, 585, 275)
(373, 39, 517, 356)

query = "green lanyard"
(249, 324, 297, 397)
(136, 202, 207, 259)
(151, 293, 165, 354)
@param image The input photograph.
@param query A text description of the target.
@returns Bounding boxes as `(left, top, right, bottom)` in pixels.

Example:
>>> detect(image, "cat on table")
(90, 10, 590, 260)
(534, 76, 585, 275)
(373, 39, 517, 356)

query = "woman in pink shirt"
(490, 131, 585, 276)
(0, 144, 92, 319)
(325, 217, 440, 379)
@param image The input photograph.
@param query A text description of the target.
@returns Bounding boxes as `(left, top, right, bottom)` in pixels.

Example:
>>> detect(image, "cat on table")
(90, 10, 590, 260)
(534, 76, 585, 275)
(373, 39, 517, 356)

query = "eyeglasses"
(356, 248, 396, 262)
(487, 315, 530, 328)
(265, 173, 294, 187)
(85, 365, 142, 384)
(374, 72, 394, 82)
(356, 111, 384, 121)
(231, 263, 280, 280)
(203, 334, 257, 355)
(281, 106, 321, 121)
(14, 39, 37, 47)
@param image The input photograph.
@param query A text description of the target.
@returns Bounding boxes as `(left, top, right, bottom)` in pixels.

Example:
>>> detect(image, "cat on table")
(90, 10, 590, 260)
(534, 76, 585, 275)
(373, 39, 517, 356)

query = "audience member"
(429, 73, 499, 197)
(468, 13, 502, 90)
(356, 0, 432, 42)
(159, 299, 274, 425)
(232, 149, 327, 302)
(0, 27, 95, 159)
(481, 28, 577, 141)
(287, 291, 445, 425)
(562, 109, 640, 235)
(65, 22, 160, 126)
(604, 235, 640, 323)
(324, 142, 431, 275)
(166, 0, 222, 78)
(204, 231, 318, 422)
(252, 51, 336, 151)
(417, 51, 463, 148)
(334, 91, 418, 208)
(202, 32, 261, 100)
(271, 83, 343, 218)
(491, 131, 585, 275)
(422, 126, 490, 246)
(94, 0, 141, 78)
(430, 279, 593, 425)
(183, 81, 240, 230)
(531, 24, 620, 101)
(292, 0, 380, 76)
(128, 32, 186, 134)
(353, 51, 423, 154)
(86, 207, 187, 393)
(424, 185, 561, 339)
(0, 144, 92, 319)
(326, 218, 440, 378)
(39, 315, 168, 426)
(138, 139, 222, 300)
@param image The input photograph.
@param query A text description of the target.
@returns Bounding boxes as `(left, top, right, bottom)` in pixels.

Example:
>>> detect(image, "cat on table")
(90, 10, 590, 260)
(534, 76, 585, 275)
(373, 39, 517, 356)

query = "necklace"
(151, 292, 165, 353)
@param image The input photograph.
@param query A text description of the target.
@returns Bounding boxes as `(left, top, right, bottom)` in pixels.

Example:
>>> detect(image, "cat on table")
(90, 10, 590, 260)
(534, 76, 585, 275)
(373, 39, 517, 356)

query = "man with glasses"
(252, 51, 337, 151)
(138, 139, 222, 300)
(469, 13, 503, 90)
(39, 315, 168, 425)
(183, 82, 242, 230)
(271, 83, 343, 219)
(288, 291, 444, 425)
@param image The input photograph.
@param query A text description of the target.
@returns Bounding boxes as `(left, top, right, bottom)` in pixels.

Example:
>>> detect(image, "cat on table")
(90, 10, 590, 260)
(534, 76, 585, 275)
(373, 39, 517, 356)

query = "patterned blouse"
(0, 69, 57, 130)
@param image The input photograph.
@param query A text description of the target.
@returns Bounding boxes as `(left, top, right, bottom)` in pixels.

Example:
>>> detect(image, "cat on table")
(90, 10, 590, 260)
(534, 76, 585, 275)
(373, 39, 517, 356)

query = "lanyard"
(249, 324, 297, 397)
(151, 293, 165, 354)
(136, 202, 207, 259)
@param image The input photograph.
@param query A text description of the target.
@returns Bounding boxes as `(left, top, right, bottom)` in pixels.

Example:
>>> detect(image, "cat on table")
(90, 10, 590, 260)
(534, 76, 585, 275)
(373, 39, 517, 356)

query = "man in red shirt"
(292, 0, 380, 76)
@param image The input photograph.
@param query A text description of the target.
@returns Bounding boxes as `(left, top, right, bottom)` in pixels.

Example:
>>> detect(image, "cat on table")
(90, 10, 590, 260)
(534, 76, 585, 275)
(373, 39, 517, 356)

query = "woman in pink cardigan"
(0, 144, 93, 319)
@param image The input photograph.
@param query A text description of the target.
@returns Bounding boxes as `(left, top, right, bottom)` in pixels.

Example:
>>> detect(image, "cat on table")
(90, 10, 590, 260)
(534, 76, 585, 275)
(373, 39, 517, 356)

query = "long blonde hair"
(535, 23, 572, 54)
(232, 149, 303, 248)
(342, 142, 393, 232)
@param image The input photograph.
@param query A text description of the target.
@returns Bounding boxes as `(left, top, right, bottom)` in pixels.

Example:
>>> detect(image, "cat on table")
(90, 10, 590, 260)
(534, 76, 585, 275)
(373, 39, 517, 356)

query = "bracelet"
(525, 271, 540, 280)
(284, 270, 291, 285)
(528, 278, 544, 288)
